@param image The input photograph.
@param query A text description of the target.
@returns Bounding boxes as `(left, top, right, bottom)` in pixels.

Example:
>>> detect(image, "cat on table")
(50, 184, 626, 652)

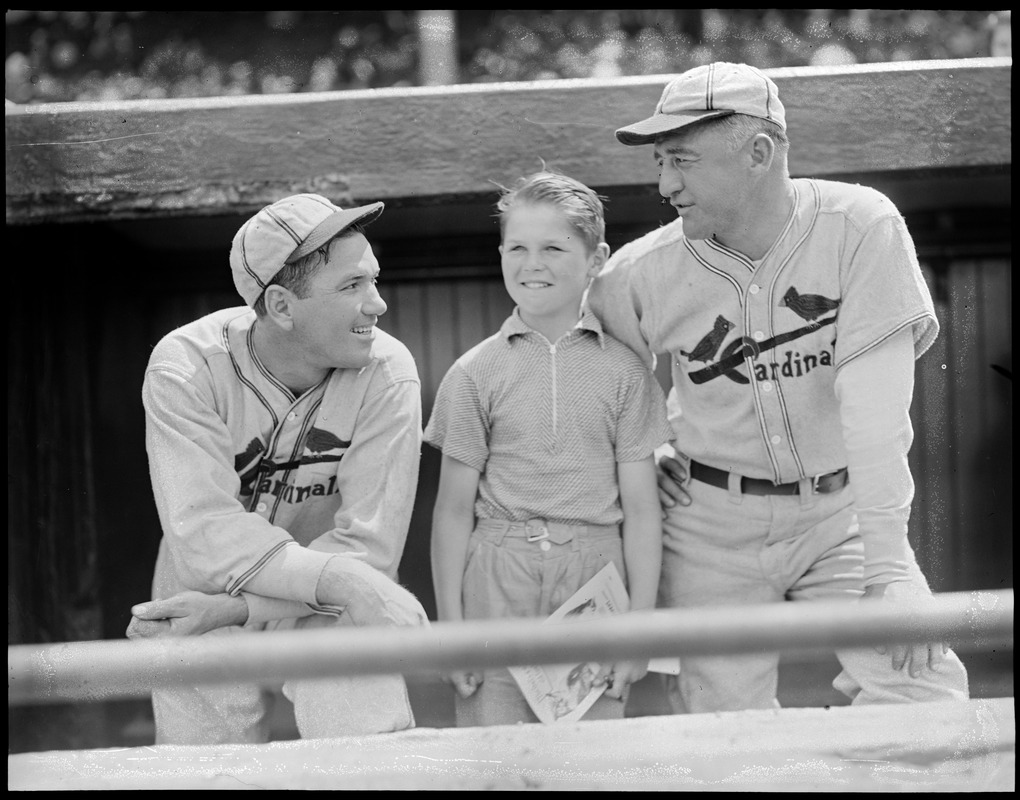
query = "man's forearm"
(129, 591, 250, 637)
(313, 555, 429, 628)
(242, 593, 319, 625)
(834, 328, 916, 587)
(240, 542, 337, 605)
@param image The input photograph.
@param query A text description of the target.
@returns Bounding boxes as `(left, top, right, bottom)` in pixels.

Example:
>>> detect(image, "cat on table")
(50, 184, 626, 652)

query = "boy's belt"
(477, 518, 619, 544)
(690, 460, 849, 496)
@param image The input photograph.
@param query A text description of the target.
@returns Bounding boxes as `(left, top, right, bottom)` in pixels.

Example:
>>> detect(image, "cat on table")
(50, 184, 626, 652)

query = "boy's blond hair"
(496, 170, 606, 253)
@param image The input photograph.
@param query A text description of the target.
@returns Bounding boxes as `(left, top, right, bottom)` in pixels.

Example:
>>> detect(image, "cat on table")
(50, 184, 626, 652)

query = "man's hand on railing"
(127, 592, 249, 639)
(862, 581, 949, 679)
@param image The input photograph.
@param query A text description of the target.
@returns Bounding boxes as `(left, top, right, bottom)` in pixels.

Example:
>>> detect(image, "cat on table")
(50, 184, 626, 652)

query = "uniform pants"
(456, 518, 629, 727)
(660, 474, 969, 713)
(151, 612, 414, 745)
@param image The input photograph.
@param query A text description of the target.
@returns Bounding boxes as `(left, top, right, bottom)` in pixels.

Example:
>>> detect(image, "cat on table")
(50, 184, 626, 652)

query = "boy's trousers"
(456, 518, 629, 727)
(660, 472, 969, 714)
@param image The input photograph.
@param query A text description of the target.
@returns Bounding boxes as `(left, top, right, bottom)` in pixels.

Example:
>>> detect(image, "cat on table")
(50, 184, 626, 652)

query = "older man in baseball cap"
(615, 61, 786, 145)
(588, 62, 969, 714)
(127, 193, 429, 744)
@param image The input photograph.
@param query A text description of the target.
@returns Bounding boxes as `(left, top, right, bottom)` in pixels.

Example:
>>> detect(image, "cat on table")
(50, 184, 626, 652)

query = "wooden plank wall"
(5, 59, 1011, 224)
(912, 257, 1013, 593)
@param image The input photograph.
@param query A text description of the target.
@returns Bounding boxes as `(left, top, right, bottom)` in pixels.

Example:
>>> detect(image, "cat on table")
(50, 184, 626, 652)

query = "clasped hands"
(127, 555, 429, 640)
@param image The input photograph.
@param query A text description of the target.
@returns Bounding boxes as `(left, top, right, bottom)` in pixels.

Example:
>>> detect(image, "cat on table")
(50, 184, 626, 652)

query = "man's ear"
(262, 284, 297, 330)
(747, 133, 776, 171)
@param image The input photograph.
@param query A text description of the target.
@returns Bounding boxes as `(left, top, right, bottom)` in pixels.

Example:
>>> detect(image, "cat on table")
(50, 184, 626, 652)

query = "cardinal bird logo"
(680, 315, 735, 363)
(780, 287, 840, 322)
(235, 438, 266, 495)
(301, 427, 351, 466)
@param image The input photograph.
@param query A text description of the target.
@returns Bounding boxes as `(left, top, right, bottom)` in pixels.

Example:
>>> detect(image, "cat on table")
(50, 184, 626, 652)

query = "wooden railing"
(6, 58, 1011, 225)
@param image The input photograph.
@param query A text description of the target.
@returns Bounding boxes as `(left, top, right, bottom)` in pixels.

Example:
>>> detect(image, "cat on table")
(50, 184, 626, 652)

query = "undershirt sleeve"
(834, 327, 918, 586)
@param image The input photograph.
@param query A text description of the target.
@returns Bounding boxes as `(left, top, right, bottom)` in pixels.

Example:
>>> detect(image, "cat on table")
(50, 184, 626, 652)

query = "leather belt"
(475, 518, 620, 544)
(690, 460, 849, 496)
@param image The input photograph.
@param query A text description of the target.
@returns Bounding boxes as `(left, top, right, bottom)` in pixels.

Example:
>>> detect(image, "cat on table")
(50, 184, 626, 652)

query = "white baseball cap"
(616, 62, 786, 146)
(229, 193, 384, 307)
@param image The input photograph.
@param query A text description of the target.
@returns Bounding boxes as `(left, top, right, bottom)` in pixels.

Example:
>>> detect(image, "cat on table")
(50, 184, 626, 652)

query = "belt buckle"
(526, 519, 550, 543)
(812, 470, 841, 494)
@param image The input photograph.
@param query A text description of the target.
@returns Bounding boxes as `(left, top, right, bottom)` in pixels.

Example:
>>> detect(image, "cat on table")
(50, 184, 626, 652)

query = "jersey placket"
(268, 391, 325, 522)
(745, 263, 805, 483)
(757, 185, 814, 482)
(250, 382, 327, 523)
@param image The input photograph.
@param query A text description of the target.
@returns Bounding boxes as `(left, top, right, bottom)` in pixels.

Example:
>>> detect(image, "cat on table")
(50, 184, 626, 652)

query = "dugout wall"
(6, 60, 1012, 750)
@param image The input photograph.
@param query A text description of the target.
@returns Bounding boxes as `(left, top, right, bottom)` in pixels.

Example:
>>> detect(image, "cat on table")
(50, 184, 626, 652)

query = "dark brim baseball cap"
(285, 201, 384, 264)
(616, 108, 738, 146)
(616, 62, 786, 146)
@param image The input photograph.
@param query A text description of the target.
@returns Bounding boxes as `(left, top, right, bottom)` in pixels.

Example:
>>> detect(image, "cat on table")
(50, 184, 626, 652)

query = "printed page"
(508, 563, 629, 724)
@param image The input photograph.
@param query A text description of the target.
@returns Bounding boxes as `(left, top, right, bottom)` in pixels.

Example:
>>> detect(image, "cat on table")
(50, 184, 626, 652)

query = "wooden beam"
(8, 698, 1014, 791)
(8, 589, 1012, 706)
(5, 58, 1011, 225)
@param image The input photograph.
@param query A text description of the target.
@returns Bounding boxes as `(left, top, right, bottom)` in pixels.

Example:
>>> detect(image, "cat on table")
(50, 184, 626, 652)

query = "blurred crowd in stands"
(5, 9, 1012, 105)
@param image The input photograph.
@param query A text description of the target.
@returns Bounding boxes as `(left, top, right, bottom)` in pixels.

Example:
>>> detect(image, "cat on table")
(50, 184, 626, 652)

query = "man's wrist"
(233, 592, 250, 626)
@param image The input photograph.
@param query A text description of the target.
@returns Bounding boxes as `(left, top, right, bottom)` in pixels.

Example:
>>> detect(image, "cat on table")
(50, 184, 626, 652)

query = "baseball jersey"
(143, 306, 422, 618)
(588, 178, 938, 485)
(424, 307, 673, 526)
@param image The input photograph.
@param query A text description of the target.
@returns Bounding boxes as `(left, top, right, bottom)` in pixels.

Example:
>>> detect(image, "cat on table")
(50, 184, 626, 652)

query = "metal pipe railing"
(8, 589, 1012, 706)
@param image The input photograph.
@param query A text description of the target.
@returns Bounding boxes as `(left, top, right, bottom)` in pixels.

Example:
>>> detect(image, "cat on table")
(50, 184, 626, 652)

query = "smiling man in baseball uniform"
(587, 62, 969, 712)
(127, 193, 429, 744)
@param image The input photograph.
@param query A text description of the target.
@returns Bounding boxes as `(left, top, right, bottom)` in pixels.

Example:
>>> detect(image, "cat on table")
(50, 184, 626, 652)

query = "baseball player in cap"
(126, 193, 430, 744)
(587, 62, 969, 712)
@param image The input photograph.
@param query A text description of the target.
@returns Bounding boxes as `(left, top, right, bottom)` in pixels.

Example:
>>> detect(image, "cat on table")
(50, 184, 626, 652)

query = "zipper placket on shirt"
(549, 342, 558, 441)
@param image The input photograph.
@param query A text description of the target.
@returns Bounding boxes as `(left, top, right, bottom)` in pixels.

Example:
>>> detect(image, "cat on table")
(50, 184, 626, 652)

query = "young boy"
(425, 171, 674, 726)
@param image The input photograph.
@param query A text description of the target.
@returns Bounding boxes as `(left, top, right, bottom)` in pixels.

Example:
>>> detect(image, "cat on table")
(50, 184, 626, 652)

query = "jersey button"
(753, 331, 765, 342)
(288, 412, 297, 421)
(762, 381, 773, 392)
(749, 284, 761, 295)
(770, 435, 782, 445)
(539, 541, 551, 552)
(256, 502, 267, 512)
